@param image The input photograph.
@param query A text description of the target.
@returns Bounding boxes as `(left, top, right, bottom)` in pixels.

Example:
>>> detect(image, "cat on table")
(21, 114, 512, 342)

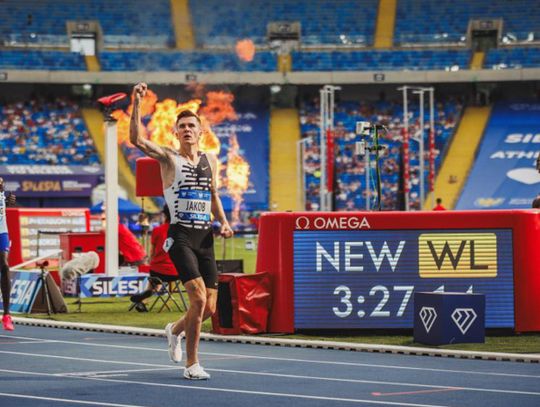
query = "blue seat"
(396, 0, 539, 45)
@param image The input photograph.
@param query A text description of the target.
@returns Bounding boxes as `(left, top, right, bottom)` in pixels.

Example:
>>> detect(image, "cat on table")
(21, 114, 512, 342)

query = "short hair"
(175, 110, 201, 126)
(162, 204, 171, 223)
(532, 196, 540, 209)
(436, 198, 442, 204)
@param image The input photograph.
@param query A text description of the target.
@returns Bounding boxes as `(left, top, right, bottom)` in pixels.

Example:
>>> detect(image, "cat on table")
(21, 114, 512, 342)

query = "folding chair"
(147, 278, 188, 313)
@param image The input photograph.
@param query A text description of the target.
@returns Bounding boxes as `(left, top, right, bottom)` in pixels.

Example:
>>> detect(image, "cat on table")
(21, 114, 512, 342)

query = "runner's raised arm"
(129, 82, 171, 163)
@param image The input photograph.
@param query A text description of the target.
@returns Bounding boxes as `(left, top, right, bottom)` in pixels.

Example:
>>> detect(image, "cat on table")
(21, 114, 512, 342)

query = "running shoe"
(2, 314, 14, 331)
(183, 363, 210, 380)
(165, 323, 183, 363)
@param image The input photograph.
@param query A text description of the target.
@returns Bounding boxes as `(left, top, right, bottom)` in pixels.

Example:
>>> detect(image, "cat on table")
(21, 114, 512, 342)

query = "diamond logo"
(451, 308, 477, 334)
(419, 306, 437, 333)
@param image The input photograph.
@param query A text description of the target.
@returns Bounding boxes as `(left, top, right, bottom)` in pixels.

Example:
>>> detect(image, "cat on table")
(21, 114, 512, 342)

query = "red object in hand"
(97, 93, 127, 107)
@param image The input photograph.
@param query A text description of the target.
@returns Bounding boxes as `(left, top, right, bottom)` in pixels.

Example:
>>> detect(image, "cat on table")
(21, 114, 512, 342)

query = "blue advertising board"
(0, 165, 103, 198)
(80, 274, 148, 298)
(456, 102, 540, 209)
(0, 270, 42, 313)
(214, 108, 269, 211)
(293, 229, 514, 329)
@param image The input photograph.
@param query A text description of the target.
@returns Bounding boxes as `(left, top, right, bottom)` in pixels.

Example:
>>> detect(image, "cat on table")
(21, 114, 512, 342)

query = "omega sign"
(295, 216, 371, 230)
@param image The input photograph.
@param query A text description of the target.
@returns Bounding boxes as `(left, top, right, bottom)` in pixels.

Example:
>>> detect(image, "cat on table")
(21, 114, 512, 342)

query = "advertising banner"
(0, 270, 42, 313)
(0, 165, 103, 197)
(79, 274, 148, 298)
(213, 108, 269, 211)
(456, 102, 540, 209)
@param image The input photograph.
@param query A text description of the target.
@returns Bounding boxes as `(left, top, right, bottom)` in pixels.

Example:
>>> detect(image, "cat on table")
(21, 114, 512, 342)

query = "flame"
(112, 110, 131, 144)
(198, 116, 220, 156)
(235, 39, 256, 62)
(114, 89, 158, 144)
(176, 99, 202, 116)
(199, 91, 237, 125)
(225, 134, 250, 225)
(148, 98, 184, 149)
(128, 89, 158, 118)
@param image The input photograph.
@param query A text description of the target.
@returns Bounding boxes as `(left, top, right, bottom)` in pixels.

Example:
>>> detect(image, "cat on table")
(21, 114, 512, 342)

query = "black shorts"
(166, 224, 218, 289)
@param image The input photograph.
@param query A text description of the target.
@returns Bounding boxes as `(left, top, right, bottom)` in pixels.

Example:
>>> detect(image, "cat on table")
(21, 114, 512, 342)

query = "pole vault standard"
(297, 137, 310, 211)
(398, 86, 435, 211)
(319, 85, 340, 212)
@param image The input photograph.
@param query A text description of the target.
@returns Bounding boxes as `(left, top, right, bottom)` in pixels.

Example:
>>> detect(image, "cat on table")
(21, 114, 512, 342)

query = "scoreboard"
(293, 229, 513, 329)
(6, 208, 90, 265)
(256, 211, 540, 333)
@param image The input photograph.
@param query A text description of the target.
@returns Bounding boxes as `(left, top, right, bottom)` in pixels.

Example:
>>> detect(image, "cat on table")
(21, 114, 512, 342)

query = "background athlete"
(130, 83, 233, 380)
(0, 177, 16, 331)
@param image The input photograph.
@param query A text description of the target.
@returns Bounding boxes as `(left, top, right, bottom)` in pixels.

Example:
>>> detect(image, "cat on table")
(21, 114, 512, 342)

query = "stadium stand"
(300, 97, 463, 211)
(291, 50, 470, 71)
(486, 47, 540, 69)
(0, 49, 473, 72)
(0, 98, 100, 165)
(99, 50, 277, 72)
(395, 0, 540, 45)
(0, 0, 175, 48)
(190, 0, 378, 47)
(0, 50, 86, 70)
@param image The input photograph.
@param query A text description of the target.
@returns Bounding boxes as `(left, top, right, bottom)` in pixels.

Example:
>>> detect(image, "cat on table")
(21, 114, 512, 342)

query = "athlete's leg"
(181, 277, 207, 367)
(0, 251, 10, 316)
(203, 288, 217, 321)
(197, 251, 218, 321)
(167, 242, 199, 336)
(166, 238, 210, 366)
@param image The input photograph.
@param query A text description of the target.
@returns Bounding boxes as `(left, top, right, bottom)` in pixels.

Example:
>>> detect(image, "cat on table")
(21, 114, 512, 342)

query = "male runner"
(0, 177, 16, 331)
(130, 83, 233, 380)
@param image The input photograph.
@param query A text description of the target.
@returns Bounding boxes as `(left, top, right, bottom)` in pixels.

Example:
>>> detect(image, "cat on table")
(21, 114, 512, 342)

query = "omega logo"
(295, 216, 371, 230)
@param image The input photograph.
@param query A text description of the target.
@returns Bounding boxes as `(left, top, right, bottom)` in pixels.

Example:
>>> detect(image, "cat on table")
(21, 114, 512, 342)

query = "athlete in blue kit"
(130, 83, 233, 380)
(0, 177, 16, 331)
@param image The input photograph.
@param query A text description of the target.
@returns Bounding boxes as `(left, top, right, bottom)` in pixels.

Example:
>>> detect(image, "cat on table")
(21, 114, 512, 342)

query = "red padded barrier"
(212, 272, 271, 335)
(135, 157, 162, 197)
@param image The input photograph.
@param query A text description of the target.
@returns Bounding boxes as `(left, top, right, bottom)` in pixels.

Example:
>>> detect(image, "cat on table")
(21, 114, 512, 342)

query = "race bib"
(177, 190, 211, 222)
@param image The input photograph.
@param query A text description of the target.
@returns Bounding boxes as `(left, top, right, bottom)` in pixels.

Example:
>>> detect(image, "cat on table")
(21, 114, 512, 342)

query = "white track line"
(0, 368, 449, 407)
(1, 334, 538, 379)
(0, 392, 147, 407)
(0, 350, 165, 368)
(0, 351, 539, 396)
(202, 368, 540, 397)
(12, 317, 540, 363)
(59, 367, 179, 377)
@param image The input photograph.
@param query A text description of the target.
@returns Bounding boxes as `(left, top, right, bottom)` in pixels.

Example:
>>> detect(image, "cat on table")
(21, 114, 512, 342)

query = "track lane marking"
(0, 353, 539, 396)
(0, 392, 148, 407)
(372, 388, 462, 397)
(1, 334, 538, 379)
(0, 368, 450, 407)
(58, 367, 179, 377)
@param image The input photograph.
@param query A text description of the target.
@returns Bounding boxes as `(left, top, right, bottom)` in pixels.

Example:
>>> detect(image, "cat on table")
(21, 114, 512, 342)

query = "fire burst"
(226, 134, 250, 225)
(114, 88, 251, 227)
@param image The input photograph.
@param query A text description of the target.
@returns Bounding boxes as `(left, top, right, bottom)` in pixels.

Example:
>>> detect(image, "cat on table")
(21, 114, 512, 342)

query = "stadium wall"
(2, 68, 540, 85)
